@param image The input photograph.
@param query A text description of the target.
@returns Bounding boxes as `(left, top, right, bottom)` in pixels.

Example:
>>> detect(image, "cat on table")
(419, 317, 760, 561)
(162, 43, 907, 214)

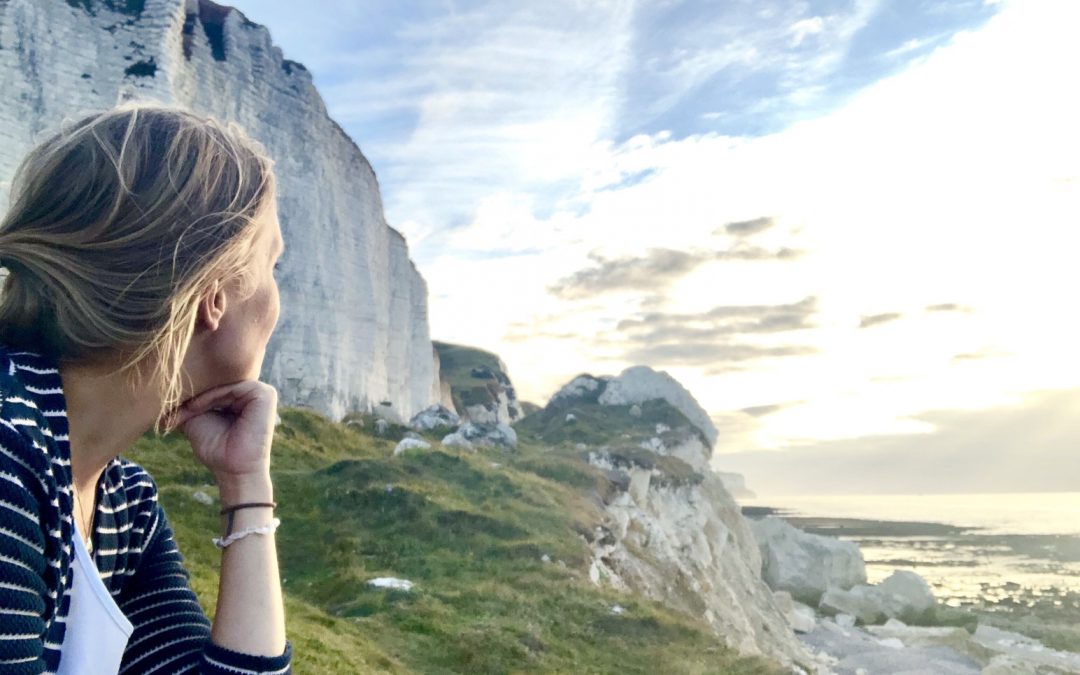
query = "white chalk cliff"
(0, 0, 439, 421)
(539, 368, 813, 667)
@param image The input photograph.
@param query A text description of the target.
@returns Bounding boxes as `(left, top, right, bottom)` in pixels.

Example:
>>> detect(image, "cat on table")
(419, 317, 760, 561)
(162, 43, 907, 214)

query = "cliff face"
(526, 368, 812, 667)
(0, 0, 439, 422)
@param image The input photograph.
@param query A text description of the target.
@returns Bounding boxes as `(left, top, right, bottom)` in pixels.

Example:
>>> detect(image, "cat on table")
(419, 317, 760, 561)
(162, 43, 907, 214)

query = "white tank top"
(56, 530, 135, 674)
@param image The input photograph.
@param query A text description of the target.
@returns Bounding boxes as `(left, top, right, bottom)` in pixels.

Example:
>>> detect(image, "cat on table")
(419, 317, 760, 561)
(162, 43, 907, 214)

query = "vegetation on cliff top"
(433, 340, 519, 418)
(128, 406, 782, 674)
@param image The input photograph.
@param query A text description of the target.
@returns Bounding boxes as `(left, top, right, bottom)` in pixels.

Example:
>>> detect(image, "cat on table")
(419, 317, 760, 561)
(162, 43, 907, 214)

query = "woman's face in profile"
(210, 195, 284, 384)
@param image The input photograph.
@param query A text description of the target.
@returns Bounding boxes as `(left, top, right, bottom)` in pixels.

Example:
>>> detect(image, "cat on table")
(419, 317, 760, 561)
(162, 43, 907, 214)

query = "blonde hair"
(0, 101, 277, 434)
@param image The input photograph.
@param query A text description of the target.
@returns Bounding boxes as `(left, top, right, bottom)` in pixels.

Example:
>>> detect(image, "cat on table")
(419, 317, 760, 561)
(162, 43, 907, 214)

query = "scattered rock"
(628, 404, 642, 417)
(820, 570, 935, 625)
(574, 442, 588, 451)
(393, 437, 431, 456)
(374, 418, 390, 435)
(458, 421, 518, 449)
(440, 432, 474, 450)
(774, 590, 817, 634)
(655, 423, 670, 434)
(749, 517, 867, 605)
(610, 604, 626, 615)
(541, 554, 551, 563)
(367, 577, 414, 592)
(565, 412, 577, 422)
(191, 490, 214, 505)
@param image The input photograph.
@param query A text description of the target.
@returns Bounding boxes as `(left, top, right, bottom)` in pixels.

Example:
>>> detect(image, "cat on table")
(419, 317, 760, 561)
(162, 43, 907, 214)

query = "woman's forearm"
(210, 471, 287, 656)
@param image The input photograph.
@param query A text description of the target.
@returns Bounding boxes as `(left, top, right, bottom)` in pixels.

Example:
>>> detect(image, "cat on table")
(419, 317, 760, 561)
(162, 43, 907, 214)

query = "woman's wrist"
(215, 470, 274, 505)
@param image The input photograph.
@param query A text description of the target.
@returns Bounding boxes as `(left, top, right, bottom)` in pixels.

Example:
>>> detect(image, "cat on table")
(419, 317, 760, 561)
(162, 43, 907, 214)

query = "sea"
(739, 492, 1080, 612)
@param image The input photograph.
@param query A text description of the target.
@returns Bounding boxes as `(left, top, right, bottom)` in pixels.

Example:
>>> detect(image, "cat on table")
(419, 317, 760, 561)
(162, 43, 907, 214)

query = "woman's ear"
(196, 279, 227, 332)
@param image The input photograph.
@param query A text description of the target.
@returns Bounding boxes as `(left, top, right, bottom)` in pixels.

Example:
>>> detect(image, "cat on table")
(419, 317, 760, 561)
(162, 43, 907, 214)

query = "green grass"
(126, 407, 783, 674)
(516, 398, 710, 450)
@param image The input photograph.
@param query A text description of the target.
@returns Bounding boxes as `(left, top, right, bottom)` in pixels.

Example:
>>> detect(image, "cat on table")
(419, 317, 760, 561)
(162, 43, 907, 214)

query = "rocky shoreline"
(743, 506, 1080, 674)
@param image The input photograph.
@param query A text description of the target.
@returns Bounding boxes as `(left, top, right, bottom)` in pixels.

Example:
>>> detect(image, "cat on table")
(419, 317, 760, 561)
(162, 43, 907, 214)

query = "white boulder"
(458, 421, 518, 448)
(367, 577, 414, 592)
(409, 404, 460, 430)
(820, 570, 935, 625)
(773, 590, 817, 634)
(440, 432, 474, 450)
(393, 437, 431, 456)
(749, 517, 867, 605)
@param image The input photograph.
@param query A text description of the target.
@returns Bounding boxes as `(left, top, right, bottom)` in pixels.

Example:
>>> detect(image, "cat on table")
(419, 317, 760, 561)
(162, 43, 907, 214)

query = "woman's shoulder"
(0, 346, 63, 485)
(110, 456, 163, 506)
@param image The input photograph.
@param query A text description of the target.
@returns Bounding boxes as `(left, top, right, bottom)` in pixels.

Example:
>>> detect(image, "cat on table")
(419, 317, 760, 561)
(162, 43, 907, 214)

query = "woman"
(0, 103, 292, 673)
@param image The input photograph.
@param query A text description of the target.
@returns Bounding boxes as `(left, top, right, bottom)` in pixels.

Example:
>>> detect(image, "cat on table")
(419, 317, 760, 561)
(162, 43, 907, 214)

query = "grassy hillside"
(127, 407, 783, 674)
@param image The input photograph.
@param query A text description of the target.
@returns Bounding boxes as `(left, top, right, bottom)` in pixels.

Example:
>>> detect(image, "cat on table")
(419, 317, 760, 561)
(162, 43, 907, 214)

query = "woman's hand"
(165, 380, 278, 485)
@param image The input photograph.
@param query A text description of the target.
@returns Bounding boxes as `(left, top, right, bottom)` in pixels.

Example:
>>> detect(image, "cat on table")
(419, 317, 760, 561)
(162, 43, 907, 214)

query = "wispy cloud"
(597, 297, 819, 368)
(926, 303, 974, 313)
(548, 243, 802, 299)
(547, 248, 709, 299)
(859, 312, 902, 328)
(719, 216, 776, 237)
(740, 401, 804, 417)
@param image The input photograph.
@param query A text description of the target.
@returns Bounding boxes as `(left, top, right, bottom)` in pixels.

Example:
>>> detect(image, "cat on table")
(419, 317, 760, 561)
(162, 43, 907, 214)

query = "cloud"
(719, 216, 776, 237)
(547, 248, 711, 298)
(740, 401, 803, 417)
(548, 237, 804, 300)
(715, 388, 1080, 495)
(951, 348, 1009, 363)
(859, 312, 902, 328)
(715, 244, 803, 260)
(621, 342, 817, 368)
(599, 296, 819, 367)
(616, 296, 818, 335)
(926, 303, 974, 313)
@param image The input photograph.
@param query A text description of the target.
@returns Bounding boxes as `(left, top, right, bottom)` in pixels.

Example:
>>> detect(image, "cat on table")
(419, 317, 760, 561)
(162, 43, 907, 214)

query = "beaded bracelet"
(213, 517, 281, 549)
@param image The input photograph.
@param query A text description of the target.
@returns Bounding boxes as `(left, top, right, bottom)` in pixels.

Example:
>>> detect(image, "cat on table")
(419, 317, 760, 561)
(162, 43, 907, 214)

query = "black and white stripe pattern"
(0, 345, 292, 674)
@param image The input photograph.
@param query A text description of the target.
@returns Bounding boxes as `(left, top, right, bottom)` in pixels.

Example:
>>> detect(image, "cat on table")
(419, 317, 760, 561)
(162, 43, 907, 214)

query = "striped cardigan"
(0, 344, 293, 674)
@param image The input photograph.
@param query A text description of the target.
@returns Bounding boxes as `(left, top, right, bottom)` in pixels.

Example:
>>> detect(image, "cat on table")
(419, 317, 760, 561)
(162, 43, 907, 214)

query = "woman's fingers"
(182, 380, 262, 416)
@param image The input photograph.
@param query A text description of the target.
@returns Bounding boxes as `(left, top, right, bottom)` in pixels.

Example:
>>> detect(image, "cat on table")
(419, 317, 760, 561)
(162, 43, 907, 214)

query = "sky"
(226, 0, 1080, 495)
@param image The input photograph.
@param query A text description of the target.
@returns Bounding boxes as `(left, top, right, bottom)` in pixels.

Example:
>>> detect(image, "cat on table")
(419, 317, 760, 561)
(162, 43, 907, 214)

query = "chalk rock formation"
(819, 570, 936, 625)
(393, 437, 431, 457)
(716, 471, 756, 499)
(584, 452, 811, 667)
(409, 404, 460, 431)
(433, 341, 522, 425)
(457, 421, 517, 449)
(801, 618, 1080, 674)
(0, 0, 439, 421)
(549, 367, 718, 447)
(749, 516, 867, 606)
